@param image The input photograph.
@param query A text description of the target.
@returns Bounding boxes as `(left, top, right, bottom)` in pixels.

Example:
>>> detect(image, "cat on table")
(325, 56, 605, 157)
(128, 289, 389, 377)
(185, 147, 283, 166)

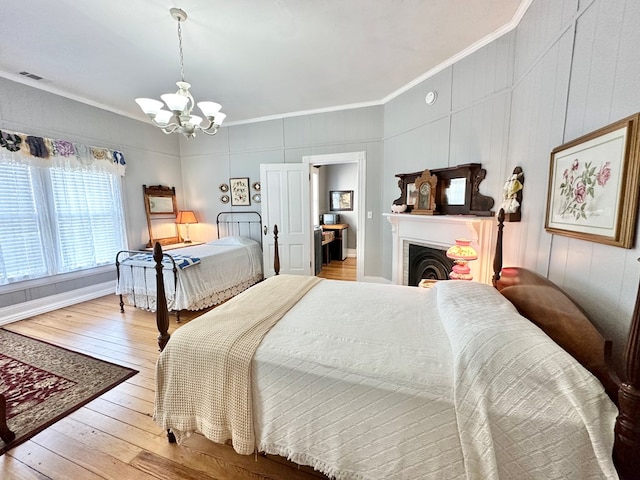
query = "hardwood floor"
(317, 256, 356, 281)
(0, 295, 329, 480)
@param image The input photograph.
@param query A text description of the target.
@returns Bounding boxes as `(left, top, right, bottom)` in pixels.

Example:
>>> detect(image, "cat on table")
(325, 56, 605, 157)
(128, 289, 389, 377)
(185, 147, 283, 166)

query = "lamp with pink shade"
(446, 238, 478, 281)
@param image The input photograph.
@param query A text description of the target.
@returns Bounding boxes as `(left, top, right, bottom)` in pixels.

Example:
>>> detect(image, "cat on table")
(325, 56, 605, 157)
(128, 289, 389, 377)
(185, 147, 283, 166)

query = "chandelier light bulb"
(134, 8, 225, 138)
(154, 110, 173, 126)
(197, 101, 222, 118)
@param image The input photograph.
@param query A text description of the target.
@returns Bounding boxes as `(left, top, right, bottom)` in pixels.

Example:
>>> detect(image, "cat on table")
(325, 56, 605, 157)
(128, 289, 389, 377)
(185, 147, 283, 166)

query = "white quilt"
(157, 278, 619, 479)
(116, 236, 262, 311)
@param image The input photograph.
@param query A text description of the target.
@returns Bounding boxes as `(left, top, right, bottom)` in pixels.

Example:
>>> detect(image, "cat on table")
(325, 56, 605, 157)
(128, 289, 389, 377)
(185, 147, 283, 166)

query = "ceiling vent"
(19, 71, 43, 80)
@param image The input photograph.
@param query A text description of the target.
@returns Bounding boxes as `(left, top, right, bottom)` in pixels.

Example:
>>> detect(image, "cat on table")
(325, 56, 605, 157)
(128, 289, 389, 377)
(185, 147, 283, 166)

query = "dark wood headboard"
(492, 209, 640, 479)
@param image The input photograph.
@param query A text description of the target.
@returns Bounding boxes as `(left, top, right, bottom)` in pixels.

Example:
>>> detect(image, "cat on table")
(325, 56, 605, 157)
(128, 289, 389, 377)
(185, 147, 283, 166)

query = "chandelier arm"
(150, 118, 180, 130)
(199, 118, 216, 130)
(198, 126, 221, 136)
(160, 125, 182, 135)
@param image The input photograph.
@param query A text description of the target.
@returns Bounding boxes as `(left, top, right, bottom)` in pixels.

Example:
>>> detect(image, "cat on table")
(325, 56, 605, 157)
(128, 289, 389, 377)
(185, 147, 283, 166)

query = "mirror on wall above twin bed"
(143, 184, 181, 247)
(393, 163, 495, 216)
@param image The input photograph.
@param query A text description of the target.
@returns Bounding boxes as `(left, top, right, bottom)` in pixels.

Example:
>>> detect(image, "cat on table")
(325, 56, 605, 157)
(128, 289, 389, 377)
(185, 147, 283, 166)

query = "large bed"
(115, 211, 263, 321)
(150, 211, 640, 479)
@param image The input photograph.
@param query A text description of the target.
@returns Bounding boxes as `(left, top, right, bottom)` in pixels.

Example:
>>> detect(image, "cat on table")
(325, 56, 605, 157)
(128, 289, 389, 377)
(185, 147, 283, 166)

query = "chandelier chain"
(177, 19, 185, 82)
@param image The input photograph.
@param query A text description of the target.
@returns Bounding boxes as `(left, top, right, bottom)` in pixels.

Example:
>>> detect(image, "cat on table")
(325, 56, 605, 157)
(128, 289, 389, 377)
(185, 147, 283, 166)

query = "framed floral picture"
(230, 177, 251, 206)
(545, 113, 640, 248)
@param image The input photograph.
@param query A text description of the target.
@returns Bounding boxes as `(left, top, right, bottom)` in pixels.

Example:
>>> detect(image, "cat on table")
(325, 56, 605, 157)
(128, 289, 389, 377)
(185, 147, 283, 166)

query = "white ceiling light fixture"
(135, 8, 226, 138)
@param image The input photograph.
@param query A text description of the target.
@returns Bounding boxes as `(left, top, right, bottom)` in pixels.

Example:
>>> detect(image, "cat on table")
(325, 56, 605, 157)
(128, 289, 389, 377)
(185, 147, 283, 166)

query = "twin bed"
(150, 210, 639, 479)
(115, 211, 263, 321)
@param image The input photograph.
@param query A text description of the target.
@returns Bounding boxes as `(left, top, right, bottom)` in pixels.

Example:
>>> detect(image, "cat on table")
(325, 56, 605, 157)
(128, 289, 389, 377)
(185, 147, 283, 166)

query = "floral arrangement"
(558, 159, 611, 220)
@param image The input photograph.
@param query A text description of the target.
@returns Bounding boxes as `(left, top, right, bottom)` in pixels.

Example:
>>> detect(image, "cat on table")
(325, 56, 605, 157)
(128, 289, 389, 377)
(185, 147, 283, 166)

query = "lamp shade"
(446, 238, 478, 261)
(176, 210, 197, 224)
(446, 238, 477, 281)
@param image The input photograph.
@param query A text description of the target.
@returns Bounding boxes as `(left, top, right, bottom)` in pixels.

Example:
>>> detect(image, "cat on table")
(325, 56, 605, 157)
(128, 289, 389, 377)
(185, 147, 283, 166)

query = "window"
(0, 144, 127, 285)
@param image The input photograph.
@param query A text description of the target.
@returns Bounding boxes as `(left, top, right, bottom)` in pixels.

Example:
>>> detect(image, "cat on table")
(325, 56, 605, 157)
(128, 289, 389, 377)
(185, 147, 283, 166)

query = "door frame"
(303, 151, 366, 281)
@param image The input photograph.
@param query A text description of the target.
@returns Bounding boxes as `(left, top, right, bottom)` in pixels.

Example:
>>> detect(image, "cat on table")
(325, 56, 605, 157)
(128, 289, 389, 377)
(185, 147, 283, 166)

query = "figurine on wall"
(501, 166, 524, 222)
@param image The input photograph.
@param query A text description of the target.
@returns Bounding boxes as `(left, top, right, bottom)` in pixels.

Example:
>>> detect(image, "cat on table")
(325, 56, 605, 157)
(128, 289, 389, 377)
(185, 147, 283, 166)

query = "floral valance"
(0, 128, 126, 176)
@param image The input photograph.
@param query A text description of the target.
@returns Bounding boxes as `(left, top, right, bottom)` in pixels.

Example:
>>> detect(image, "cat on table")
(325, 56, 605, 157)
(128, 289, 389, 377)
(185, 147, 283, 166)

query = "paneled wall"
(0, 78, 181, 310)
(178, 107, 384, 277)
(383, 0, 640, 370)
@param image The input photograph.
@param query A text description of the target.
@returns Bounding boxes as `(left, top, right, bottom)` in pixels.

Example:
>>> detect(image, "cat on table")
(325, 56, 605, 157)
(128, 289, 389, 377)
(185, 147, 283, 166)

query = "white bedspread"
(116, 237, 262, 311)
(156, 278, 619, 479)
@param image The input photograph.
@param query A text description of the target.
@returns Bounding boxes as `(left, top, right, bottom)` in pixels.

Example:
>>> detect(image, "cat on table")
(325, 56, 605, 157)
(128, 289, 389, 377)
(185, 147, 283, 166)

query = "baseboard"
(0, 281, 115, 326)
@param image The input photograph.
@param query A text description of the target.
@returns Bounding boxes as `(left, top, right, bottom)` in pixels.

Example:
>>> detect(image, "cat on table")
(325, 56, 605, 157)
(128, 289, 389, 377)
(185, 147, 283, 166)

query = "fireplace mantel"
(383, 213, 496, 285)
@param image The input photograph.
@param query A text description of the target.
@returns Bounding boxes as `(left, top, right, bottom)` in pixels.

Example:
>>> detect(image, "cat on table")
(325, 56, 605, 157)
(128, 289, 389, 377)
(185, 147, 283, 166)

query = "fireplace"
(407, 243, 454, 286)
(384, 213, 496, 285)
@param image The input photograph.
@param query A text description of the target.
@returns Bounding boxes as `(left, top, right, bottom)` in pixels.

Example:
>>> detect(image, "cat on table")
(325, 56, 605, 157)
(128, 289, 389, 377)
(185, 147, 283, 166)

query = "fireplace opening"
(408, 244, 454, 286)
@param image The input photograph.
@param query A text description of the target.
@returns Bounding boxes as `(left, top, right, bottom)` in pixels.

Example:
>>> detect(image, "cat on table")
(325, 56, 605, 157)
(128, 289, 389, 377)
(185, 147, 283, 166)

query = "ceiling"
(0, 0, 527, 126)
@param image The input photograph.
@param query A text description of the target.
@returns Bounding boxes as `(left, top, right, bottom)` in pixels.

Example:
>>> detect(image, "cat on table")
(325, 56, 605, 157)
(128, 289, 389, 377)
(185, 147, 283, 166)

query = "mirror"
(444, 178, 466, 205)
(148, 195, 176, 214)
(143, 184, 181, 247)
(431, 163, 494, 216)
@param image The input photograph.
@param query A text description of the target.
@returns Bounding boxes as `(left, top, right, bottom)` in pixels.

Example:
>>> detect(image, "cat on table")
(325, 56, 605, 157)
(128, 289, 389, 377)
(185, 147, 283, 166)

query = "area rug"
(0, 328, 138, 454)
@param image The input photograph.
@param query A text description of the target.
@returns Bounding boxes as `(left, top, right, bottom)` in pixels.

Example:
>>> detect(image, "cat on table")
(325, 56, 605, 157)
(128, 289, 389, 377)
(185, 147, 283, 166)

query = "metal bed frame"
(115, 211, 263, 323)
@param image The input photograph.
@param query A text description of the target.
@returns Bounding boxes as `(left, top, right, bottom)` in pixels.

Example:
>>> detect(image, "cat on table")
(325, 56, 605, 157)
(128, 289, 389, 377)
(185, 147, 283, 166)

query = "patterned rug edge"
(0, 328, 138, 455)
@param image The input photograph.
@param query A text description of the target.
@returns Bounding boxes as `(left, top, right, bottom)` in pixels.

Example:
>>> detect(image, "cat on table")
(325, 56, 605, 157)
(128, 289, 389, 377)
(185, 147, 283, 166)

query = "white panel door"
(260, 163, 312, 277)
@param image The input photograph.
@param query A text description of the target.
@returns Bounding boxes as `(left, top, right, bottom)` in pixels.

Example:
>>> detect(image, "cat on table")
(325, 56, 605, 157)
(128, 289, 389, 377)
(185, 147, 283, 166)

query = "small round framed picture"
(220, 194, 230, 204)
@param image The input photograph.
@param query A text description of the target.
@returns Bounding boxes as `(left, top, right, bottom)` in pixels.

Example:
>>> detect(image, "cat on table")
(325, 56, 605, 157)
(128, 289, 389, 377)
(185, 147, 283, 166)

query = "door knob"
(263, 225, 268, 235)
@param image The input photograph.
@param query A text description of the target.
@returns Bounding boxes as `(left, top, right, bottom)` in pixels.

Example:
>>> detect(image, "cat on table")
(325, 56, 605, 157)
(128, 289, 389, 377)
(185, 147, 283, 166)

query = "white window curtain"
(0, 137, 127, 285)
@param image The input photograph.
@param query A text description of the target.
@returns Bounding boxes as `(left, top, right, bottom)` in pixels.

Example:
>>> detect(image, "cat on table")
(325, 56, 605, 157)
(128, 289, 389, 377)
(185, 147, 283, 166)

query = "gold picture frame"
(545, 113, 640, 248)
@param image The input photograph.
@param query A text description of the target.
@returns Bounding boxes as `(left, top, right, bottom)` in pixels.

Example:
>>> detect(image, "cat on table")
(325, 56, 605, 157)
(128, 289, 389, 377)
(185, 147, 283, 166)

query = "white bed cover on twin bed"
(117, 236, 262, 311)
(158, 278, 619, 479)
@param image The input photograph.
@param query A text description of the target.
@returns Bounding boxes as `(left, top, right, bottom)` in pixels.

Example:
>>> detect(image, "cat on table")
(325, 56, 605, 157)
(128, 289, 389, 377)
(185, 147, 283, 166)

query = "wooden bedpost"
(273, 224, 280, 275)
(614, 264, 640, 479)
(154, 242, 171, 352)
(492, 209, 505, 286)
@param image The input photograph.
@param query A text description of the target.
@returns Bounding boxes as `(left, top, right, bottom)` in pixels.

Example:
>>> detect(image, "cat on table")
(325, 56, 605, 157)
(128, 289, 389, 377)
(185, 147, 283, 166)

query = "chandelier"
(135, 8, 226, 138)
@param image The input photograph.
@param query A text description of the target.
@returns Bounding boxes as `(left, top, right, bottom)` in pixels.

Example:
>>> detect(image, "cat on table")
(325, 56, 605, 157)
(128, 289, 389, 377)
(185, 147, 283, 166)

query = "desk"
(321, 231, 335, 264)
(322, 224, 348, 261)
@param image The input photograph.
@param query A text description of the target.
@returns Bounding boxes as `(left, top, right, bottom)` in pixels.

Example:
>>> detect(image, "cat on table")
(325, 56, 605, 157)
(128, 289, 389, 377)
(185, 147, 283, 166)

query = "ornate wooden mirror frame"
(143, 184, 181, 247)
(393, 163, 494, 216)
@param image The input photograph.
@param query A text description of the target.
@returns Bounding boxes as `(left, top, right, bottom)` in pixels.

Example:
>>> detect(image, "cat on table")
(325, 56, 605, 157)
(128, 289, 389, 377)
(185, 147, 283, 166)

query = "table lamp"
(446, 238, 478, 280)
(176, 210, 198, 243)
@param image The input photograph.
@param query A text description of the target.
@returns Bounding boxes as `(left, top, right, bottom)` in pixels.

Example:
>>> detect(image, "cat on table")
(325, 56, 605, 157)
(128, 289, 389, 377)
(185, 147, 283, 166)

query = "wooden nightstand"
(143, 241, 204, 252)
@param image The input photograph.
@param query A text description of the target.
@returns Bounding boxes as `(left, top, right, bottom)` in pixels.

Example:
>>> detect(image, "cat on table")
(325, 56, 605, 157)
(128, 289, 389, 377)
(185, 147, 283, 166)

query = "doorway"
(303, 152, 365, 282)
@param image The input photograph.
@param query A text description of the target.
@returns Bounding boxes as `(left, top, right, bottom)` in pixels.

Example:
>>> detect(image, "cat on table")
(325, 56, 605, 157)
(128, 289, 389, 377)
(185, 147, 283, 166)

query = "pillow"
(209, 235, 257, 246)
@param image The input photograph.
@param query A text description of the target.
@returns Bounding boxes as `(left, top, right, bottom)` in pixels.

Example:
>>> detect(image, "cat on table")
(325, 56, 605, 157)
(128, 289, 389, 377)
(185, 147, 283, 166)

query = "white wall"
(383, 0, 640, 371)
(0, 77, 181, 309)
(178, 107, 384, 276)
